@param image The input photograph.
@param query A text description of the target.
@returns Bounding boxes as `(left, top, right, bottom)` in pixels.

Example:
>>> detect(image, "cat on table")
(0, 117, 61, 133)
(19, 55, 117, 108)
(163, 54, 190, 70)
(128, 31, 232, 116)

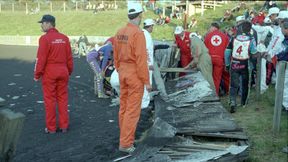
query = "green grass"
(221, 86, 288, 162)
(0, 1, 287, 161)
(0, 1, 279, 40)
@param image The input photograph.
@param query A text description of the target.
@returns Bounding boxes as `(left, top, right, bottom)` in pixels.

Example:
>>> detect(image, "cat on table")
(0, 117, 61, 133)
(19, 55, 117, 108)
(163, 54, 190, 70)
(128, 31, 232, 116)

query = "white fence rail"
(0, 36, 109, 46)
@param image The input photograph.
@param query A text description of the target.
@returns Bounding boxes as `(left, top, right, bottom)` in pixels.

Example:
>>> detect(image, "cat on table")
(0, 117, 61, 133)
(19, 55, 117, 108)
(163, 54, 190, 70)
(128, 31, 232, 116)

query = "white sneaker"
(119, 145, 136, 154)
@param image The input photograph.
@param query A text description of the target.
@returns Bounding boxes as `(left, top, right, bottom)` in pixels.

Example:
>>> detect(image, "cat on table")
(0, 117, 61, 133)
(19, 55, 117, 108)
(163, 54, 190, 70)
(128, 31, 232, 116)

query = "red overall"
(175, 31, 192, 76)
(34, 28, 73, 132)
(204, 29, 229, 95)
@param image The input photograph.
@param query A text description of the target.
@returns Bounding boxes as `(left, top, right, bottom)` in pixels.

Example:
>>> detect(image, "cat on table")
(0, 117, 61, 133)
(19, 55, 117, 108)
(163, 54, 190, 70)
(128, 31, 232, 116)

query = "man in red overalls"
(174, 26, 192, 76)
(34, 15, 73, 134)
(204, 22, 229, 95)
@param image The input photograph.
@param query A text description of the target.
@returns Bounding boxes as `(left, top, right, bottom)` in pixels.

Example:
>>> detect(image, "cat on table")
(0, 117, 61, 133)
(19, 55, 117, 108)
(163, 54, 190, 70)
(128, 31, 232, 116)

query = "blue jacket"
(276, 35, 288, 61)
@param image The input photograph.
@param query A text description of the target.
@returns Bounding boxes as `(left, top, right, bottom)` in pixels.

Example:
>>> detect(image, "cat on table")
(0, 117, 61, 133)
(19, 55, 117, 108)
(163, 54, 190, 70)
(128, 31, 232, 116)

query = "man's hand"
(184, 63, 196, 70)
(145, 84, 152, 92)
(184, 64, 190, 70)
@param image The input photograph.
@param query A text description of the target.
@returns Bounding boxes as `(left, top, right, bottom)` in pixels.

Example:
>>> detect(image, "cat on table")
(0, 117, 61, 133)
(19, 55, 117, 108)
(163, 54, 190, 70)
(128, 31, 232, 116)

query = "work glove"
(225, 65, 230, 72)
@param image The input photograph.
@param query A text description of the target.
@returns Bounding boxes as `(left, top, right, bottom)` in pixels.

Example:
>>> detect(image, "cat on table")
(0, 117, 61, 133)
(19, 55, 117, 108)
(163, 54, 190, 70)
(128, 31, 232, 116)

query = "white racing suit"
(252, 24, 273, 94)
(267, 25, 285, 85)
(141, 29, 154, 109)
(284, 68, 288, 110)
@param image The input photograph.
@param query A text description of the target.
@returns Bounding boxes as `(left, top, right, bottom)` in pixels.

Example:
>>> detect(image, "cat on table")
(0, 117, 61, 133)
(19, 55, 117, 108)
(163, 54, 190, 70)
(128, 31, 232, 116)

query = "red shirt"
(34, 28, 73, 79)
(175, 31, 191, 56)
(204, 29, 229, 60)
(252, 13, 265, 25)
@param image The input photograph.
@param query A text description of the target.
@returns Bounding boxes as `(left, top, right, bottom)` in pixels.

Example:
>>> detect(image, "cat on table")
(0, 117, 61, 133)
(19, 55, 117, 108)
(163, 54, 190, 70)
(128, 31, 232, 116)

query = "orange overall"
(113, 23, 150, 148)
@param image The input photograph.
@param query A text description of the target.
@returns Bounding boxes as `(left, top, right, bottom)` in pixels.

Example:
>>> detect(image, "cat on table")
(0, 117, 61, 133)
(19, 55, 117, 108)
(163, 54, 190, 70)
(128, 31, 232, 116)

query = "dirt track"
(0, 44, 152, 162)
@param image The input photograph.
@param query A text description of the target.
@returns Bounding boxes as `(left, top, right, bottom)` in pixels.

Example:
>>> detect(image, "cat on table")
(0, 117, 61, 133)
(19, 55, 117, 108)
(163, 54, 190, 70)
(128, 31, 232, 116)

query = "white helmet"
(143, 19, 155, 27)
(174, 26, 184, 35)
(267, 7, 280, 17)
(277, 10, 288, 19)
(127, 2, 143, 15)
(236, 15, 245, 23)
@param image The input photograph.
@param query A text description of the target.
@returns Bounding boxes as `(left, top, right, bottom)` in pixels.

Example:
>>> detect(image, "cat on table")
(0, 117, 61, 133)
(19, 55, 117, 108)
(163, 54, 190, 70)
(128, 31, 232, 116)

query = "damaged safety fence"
(113, 71, 249, 162)
(255, 56, 288, 134)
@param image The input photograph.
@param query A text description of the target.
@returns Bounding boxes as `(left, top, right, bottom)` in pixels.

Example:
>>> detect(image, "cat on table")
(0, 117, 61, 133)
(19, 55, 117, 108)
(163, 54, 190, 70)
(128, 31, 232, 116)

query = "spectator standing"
(141, 18, 155, 109)
(78, 35, 89, 56)
(113, 2, 151, 154)
(265, 7, 280, 85)
(276, 18, 288, 110)
(34, 15, 73, 133)
(204, 22, 230, 96)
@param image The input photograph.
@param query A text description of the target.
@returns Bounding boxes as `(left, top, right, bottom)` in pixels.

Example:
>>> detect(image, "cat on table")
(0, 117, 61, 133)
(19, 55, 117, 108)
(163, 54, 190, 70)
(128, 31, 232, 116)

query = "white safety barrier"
(0, 36, 110, 46)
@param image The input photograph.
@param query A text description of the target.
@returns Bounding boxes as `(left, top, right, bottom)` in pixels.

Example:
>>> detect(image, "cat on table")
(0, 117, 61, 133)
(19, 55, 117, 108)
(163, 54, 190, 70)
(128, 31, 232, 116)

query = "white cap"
(277, 10, 288, 19)
(263, 17, 272, 24)
(127, 2, 143, 15)
(143, 19, 155, 27)
(267, 7, 280, 17)
(174, 26, 184, 35)
(236, 16, 245, 23)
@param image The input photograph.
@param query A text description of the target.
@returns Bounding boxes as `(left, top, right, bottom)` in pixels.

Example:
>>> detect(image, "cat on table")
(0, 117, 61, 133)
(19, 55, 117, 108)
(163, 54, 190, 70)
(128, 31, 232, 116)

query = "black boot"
(230, 105, 236, 113)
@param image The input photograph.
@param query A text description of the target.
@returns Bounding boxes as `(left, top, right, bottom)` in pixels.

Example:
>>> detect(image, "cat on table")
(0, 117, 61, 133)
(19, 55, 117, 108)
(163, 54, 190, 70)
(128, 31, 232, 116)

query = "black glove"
(225, 65, 230, 72)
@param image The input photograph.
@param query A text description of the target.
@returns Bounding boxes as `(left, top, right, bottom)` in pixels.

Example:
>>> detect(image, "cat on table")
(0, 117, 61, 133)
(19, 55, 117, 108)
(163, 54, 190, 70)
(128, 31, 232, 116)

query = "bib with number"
(232, 37, 250, 60)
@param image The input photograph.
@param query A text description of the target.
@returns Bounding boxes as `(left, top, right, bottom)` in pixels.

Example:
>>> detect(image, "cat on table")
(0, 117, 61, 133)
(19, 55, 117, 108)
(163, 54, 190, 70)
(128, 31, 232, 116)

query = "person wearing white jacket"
(265, 7, 282, 85)
(252, 17, 274, 94)
(141, 19, 155, 109)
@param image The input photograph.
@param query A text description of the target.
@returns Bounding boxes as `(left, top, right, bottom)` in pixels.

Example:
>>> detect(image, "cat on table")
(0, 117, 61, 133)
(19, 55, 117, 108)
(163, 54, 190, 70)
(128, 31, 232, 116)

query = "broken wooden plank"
(166, 144, 226, 151)
(160, 67, 197, 73)
(113, 155, 132, 162)
(152, 61, 167, 96)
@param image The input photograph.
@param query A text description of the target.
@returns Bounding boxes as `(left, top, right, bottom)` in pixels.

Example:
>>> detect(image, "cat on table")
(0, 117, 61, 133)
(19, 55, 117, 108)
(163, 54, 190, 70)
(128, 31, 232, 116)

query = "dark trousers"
(250, 57, 257, 86)
(266, 62, 275, 85)
(230, 68, 249, 106)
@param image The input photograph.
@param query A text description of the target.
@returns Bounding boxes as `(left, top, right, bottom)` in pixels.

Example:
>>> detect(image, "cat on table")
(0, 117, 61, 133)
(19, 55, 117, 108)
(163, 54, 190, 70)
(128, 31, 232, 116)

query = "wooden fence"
(272, 61, 287, 134)
(0, 1, 126, 13)
(255, 58, 287, 134)
(164, 0, 228, 17)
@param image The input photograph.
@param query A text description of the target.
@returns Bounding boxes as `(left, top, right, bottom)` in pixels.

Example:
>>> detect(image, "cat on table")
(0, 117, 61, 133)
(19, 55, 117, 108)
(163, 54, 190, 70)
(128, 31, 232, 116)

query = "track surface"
(0, 44, 152, 162)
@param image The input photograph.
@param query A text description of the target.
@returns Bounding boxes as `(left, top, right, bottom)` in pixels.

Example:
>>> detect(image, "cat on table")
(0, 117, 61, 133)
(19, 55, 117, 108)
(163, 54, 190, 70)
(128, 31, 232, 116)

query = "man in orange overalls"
(113, 2, 152, 154)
